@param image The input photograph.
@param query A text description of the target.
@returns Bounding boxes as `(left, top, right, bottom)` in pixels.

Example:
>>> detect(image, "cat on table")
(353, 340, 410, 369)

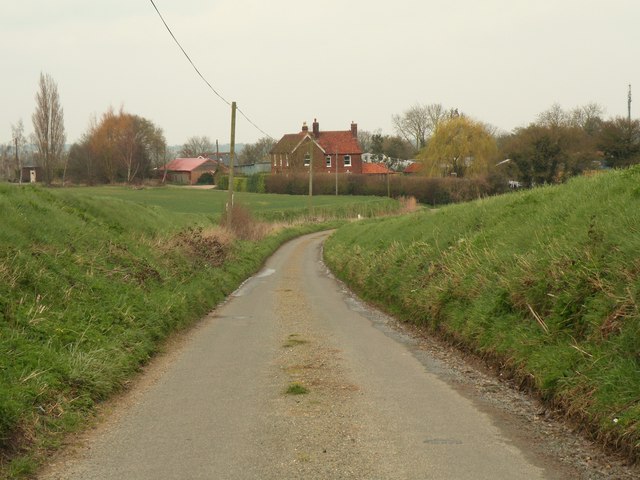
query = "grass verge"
(324, 166, 640, 462)
(0, 185, 398, 478)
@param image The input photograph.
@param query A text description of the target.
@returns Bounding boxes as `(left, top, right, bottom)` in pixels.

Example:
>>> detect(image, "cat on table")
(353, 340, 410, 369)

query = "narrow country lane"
(41, 231, 564, 479)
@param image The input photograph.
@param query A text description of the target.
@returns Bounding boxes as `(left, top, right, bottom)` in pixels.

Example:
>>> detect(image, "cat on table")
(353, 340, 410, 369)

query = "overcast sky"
(2, 0, 639, 146)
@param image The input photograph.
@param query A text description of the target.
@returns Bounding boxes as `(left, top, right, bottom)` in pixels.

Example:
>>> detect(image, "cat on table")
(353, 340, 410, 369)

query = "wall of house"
(271, 142, 362, 174)
(323, 153, 362, 174)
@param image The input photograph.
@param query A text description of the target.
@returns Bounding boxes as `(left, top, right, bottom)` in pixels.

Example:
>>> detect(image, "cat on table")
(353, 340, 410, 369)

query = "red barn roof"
(362, 162, 391, 174)
(162, 157, 216, 172)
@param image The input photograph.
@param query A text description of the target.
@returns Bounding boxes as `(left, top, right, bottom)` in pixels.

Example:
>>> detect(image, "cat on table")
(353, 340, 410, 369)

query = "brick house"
(270, 120, 363, 174)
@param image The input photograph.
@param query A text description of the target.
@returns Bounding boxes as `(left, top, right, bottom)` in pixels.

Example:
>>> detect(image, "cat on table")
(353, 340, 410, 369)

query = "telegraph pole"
(227, 101, 237, 223)
(335, 151, 338, 196)
(308, 140, 313, 212)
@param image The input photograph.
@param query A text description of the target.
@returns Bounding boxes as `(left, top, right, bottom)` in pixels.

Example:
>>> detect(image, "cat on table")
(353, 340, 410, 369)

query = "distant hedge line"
(217, 173, 507, 205)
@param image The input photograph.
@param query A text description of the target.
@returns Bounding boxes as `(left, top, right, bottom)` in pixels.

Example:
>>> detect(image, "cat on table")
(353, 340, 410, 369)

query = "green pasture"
(56, 186, 399, 220)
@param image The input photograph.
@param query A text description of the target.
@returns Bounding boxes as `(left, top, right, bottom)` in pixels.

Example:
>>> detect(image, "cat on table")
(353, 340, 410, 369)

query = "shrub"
(246, 173, 267, 193)
(216, 176, 248, 192)
(219, 202, 267, 241)
(264, 173, 496, 205)
(196, 172, 215, 185)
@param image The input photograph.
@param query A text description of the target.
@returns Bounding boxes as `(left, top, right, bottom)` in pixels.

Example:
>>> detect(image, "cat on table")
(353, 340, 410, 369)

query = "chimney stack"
(351, 121, 358, 138)
(301, 121, 308, 133)
(312, 118, 319, 137)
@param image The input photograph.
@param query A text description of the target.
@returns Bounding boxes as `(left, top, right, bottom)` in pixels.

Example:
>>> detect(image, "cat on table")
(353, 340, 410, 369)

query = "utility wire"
(149, 0, 273, 139)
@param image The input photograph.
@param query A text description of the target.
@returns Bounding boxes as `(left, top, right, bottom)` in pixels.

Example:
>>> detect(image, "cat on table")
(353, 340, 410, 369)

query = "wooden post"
(227, 102, 237, 223)
(308, 139, 313, 212)
(387, 170, 391, 198)
(335, 151, 338, 196)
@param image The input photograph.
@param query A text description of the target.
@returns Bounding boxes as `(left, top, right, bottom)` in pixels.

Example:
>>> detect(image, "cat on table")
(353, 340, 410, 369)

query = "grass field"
(324, 166, 640, 461)
(0, 184, 400, 478)
(56, 185, 400, 221)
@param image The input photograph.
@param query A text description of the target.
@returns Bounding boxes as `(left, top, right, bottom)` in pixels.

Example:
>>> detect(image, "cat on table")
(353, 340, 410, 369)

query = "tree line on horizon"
(364, 102, 640, 186)
(1, 74, 639, 186)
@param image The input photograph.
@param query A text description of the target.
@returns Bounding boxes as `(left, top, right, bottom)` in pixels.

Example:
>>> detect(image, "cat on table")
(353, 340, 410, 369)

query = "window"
(343, 155, 351, 167)
(304, 154, 310, 167)
(326, 156, 332, 168)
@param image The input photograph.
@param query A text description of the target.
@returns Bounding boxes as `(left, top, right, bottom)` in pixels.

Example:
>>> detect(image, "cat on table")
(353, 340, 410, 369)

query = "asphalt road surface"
(41, 231, 567, 479)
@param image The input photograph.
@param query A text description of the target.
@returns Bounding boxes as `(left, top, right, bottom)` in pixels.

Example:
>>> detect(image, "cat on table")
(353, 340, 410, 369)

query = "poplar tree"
(32, 73, 66, 185)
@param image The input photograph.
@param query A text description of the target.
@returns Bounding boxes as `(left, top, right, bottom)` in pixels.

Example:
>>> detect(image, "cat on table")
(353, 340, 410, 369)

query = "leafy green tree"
(371, 133, 384, 158)
(418, 117, 497, 177)
(382, 135, 414, 160)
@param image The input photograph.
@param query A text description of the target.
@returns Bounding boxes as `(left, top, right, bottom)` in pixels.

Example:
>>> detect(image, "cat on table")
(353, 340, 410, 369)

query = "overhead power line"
(149, 0, 273, 139)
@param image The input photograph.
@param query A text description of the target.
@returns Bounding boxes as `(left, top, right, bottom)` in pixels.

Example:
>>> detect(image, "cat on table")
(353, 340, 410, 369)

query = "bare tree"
(392, 103, 448, 150)
(570, 103, 604, 135)
(0, 144, 11, 181)
(10, 120, 27, 183)
(180, 136, 214, 157)
(238, 137, 276, 165)
(536, 103, 570, 128)
(32, 73, 66, 185)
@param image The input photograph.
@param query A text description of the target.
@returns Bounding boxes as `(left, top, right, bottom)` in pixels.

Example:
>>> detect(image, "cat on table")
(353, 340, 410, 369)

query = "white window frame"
(326, 156, 332, 168)
(304, 153, 310, 167)
(343, 155, 351, 167)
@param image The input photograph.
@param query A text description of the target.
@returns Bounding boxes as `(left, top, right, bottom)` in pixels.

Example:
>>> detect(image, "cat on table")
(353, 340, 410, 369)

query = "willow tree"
(32, 73, 66, 185)
(418, 116, 497, 177)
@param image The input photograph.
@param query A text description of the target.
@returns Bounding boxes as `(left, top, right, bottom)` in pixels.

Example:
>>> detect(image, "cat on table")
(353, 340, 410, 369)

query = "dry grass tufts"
(398, 196, 418, 213)
(220, 203, 269, 241)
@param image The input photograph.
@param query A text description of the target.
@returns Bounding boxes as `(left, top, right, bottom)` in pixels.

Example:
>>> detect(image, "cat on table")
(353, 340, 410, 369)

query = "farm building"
(160, 157, 224, 185)
(20, 165, 43, 183)
(270, 120, 363, 174)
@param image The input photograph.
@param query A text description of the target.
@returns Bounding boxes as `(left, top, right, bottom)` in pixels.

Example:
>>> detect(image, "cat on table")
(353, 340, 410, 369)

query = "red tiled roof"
(403, 162, 423, 174)
(162, 157, 216, 172)
(316, 131, 362, 155)
(362, 162, 391, 174)
(270, 127, 362, 156)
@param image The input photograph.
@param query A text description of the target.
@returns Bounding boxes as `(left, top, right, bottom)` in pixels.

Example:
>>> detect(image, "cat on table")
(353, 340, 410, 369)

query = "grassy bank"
(0, 185, 399, 478)
(324, 167, 640, 461)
